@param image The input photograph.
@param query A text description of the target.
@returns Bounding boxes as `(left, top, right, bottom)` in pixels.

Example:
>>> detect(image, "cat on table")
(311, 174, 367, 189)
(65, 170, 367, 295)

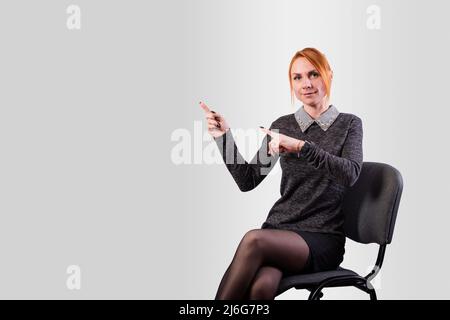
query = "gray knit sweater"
(213, 106, 363, 236)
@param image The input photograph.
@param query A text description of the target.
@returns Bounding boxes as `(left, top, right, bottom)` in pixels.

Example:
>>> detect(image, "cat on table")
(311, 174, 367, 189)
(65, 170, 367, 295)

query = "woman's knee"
(249, 267, 282, 300)
(249, 279, 276, 300)
(240, 229, 264, 252)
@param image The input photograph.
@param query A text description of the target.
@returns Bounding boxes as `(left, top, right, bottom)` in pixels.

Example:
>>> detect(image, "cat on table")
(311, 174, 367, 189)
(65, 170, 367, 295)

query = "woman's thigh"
(241, 228, 310, 274)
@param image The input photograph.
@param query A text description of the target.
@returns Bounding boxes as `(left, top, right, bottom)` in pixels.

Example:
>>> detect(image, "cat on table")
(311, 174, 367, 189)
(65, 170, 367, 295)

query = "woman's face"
(291, 57, 331, 107)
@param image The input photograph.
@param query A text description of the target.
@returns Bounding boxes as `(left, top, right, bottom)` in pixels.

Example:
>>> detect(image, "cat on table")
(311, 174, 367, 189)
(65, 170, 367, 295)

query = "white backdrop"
(0, 0, 447, 299)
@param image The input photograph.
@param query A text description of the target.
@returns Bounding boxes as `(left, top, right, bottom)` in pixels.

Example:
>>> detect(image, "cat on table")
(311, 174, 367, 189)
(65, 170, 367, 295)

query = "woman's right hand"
(199, 101, 230, 138)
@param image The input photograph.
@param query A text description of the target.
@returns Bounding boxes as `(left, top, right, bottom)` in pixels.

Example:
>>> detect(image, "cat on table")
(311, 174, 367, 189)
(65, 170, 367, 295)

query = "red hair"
(288, 48, 333, 106)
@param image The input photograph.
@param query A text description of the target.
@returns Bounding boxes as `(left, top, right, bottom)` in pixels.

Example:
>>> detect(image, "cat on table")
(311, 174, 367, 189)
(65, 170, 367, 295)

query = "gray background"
(0, 0, 447, 299)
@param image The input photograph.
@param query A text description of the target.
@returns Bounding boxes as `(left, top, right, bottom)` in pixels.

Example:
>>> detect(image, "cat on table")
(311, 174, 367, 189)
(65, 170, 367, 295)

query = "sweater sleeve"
(213, 125, 279, 192)
(298, 116, 363, 187)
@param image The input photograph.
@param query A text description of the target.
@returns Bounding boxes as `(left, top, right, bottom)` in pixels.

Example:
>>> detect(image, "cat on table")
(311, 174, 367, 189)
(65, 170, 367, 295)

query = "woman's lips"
(303, 91, 317, 96)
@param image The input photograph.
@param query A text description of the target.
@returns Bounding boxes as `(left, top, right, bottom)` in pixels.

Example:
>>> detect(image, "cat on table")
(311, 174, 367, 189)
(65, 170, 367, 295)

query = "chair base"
(307, 275, 377, 300)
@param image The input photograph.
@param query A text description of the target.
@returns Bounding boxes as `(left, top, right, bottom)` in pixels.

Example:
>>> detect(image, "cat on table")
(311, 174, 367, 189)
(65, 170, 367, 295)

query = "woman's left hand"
(260, 127, 305, 155)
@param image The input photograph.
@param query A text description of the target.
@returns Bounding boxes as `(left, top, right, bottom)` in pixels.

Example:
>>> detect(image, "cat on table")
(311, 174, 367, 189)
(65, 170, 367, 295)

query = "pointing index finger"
(259, 127, 275, 137)
(199, 101, 211, 113)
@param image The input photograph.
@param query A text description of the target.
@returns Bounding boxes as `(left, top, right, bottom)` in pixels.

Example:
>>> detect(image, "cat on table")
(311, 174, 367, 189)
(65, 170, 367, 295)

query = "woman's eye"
(293, 73, 318, 80)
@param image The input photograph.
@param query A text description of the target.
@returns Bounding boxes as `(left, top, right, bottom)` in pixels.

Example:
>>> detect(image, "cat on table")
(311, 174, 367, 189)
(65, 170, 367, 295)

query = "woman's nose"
(301, 78, 312, 89)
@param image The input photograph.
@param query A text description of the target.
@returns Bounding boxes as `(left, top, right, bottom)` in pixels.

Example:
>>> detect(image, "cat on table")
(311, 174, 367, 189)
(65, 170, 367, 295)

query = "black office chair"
(276, 162, 403, 300)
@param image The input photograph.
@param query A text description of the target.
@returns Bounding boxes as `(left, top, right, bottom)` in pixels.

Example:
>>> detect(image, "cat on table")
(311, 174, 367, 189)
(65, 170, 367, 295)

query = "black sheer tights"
(215, 229, 310, 300)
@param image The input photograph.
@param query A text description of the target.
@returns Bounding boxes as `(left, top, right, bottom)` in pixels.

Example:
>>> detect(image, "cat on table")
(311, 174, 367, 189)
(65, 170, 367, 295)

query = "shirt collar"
(294, 104, 340, 132)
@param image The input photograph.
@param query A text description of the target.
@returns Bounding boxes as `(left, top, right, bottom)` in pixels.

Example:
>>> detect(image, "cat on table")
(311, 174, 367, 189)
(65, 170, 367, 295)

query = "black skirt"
(293, 230, 346, 273)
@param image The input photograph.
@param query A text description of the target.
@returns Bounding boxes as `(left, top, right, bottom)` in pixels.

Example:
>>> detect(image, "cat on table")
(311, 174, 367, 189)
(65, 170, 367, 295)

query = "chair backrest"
(342, 162, 403, 245)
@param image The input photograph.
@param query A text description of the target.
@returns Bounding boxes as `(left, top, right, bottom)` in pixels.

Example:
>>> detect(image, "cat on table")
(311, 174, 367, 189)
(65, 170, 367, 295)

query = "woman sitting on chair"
(200, 47, 363, 300)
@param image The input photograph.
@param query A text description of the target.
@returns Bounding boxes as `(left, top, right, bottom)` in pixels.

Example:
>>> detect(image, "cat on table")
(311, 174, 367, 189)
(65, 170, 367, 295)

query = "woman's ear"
(330, 70, 334, 81)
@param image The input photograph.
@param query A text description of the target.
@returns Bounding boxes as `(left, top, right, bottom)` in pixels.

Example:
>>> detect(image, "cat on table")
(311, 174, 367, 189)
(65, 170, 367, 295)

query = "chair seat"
(277, 267, 360, 295)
